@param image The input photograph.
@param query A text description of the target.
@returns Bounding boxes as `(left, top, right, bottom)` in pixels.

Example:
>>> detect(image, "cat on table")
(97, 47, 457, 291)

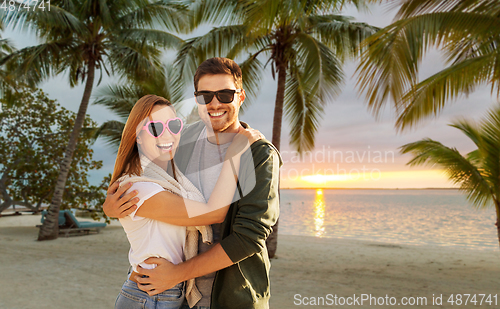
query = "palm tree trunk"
(267, 59, 287, 258)
(495, 199, 500, 249)
(271, 61, 286, 152)
(37, 61, 96, 241)
(0, 160, 19, 213)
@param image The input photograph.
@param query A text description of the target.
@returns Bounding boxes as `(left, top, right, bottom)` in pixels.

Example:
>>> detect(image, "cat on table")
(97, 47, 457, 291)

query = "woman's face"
(136, 105, 181, 166)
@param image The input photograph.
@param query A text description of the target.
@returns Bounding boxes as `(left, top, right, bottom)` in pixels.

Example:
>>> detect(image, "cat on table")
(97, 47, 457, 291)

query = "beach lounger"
(39, 210, 66, 226)
(38, 210, 106, 237)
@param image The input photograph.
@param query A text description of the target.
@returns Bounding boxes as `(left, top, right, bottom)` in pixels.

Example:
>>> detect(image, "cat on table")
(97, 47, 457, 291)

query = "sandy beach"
(1, 214, 499, 309)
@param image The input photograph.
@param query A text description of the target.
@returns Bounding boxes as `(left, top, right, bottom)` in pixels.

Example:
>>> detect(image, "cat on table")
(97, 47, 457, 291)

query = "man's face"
(196, 74, 245, 132)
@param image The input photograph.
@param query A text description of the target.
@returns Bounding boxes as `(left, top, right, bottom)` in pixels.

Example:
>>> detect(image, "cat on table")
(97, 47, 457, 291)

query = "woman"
(111, 94, 261, 309)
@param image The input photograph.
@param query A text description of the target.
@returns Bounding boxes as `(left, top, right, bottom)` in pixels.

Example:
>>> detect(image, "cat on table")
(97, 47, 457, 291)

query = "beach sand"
(1, 214, 499, 308)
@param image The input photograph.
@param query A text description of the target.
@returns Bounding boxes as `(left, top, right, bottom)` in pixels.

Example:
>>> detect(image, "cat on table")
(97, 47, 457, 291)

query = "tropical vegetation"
(0, 21, 18, 104)
(357, 0, 500, 130)
(400, 104, 500, 248)
(1, 0, 187, 240)
(0, 87, 106, 217)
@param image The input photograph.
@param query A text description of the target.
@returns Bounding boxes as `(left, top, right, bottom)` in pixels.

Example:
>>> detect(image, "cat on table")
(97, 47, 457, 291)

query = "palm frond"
(107, 40, 163, 82)
(156, 63, 186, 104)
(0, 29, 17, 101)
(174, 25, 248, 82)
(130, 63, 186, 107)
(294, 33, 344, 102)
(93, 84, 139, 120)
(294, 32, 322, 95)
(91, 120, 125, 150)
(395, 52, 497, 129)
(284, 64, 325, 153)
(96, 0, 114, 28)
(449, 119, 483, 150)
(1, 3, 88, 37)
(309, 14, 379, 60)
(113, 28, 183, 50)
(477, 104, 500, 196)
(466, 149, 482, 167)
(400, 138, 493, 209)
(356, 10, 500, 122)
(238, 54, 265, 110)
(0, 37, 15, 57)
(394, 0, 500, 19)
(115, 0, 190, 32)
(189, 0, 245, 29)
(225, 31, 270, 60)
(243, 0, 282, 32)
(2, 38, 76, 86)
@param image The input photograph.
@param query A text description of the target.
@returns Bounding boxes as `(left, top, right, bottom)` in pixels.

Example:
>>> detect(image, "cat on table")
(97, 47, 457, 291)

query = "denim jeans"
(115, 279, 185, 309)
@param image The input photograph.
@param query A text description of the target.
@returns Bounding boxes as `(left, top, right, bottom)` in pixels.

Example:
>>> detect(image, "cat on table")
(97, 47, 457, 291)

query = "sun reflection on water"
(314, 189, 325, 237)
(279, 189, 498, 250)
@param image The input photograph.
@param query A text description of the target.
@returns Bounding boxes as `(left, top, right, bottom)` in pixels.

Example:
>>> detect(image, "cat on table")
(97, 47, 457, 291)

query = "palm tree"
(176, 0, 379, 257)
(357, 0, 500, 130)
(92, 64, 186, 149)
(400, 104, 500, 248)
(0, 21, 18, 104)
(1, 0, 187, 240)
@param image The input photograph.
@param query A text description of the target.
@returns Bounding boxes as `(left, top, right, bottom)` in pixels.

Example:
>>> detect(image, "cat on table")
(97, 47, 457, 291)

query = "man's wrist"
(177, 259, 195, 282)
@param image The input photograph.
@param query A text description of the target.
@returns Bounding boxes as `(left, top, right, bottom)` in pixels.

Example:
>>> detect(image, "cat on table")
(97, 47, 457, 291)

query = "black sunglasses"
(194, 89, 242, 104)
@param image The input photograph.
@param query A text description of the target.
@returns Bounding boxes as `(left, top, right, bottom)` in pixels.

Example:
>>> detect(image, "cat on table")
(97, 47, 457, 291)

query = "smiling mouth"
(208, 111, 226, 118)
(156, 142, 173, 152)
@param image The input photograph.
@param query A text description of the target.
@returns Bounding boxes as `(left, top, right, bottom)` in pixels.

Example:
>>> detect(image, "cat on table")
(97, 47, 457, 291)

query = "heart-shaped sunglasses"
(142, 118, 183, 138)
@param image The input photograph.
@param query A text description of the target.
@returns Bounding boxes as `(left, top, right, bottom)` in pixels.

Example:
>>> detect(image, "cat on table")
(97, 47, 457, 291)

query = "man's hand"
(136, 257, 183, 296)
(103, 182, 139, 218)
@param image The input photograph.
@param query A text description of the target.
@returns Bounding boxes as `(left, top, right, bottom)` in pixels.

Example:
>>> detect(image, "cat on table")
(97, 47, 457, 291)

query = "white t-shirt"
(119, 182, 186, 273)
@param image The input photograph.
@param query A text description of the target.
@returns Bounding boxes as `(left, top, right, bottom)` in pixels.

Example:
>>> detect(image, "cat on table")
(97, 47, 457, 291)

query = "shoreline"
(279, 233, 500, 252)
(280, 187, 460, 190)
(1, 215, 499, 308)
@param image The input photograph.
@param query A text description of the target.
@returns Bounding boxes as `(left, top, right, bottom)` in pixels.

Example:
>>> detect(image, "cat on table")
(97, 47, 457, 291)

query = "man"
(104, 57, 282, 309)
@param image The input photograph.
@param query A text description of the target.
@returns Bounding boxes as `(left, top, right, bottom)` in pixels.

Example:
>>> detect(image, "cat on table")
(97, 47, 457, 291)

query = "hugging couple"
(103, 57, 282, 309)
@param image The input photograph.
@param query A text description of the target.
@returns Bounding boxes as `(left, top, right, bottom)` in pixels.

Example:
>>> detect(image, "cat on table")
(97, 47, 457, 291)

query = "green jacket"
(175, 121, 282, 309)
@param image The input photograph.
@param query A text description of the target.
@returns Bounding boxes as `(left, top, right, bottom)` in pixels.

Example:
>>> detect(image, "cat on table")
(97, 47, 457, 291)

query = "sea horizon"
(279, 188, 498, 251)
(280, 187, 460, 190)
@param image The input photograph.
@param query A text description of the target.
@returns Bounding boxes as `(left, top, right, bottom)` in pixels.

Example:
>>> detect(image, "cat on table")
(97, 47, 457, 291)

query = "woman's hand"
(240, 127, 265, 145)
(225, 128, 264, 159)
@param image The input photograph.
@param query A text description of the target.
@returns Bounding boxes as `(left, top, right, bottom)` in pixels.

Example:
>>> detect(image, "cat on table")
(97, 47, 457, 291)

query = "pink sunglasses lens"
(147, 122, 164, 137)
(167, 119, 182, 134)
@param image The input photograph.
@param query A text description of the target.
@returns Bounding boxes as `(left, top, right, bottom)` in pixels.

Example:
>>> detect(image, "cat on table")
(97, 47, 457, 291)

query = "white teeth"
(209, 111, 225, 117)
(157, 142, 173, 151)
(157, 142, 173, 147)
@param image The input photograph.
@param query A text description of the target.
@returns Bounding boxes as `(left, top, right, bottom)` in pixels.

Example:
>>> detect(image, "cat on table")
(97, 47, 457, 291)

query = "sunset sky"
(5, 3, 497, 189)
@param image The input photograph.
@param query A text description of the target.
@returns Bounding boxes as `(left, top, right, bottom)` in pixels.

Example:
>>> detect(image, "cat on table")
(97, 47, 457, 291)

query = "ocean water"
(279, 189, 498, 251)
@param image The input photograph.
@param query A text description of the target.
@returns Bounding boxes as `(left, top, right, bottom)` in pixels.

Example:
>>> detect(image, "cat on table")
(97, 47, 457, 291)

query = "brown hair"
(194, 57, 243, 91)
(111, 94, 177, 184)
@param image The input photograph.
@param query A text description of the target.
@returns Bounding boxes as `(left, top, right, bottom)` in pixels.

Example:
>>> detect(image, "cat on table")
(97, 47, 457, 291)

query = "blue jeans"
(115, 279, 185, 309)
